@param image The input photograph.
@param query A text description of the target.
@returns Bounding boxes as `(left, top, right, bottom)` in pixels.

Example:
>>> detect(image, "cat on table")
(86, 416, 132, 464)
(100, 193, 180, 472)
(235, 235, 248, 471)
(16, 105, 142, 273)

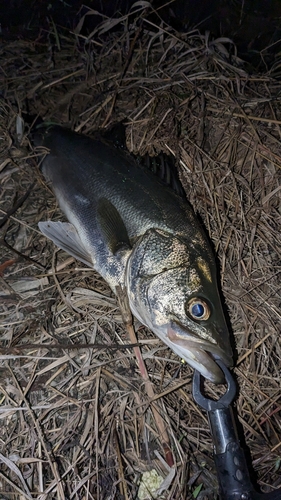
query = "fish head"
(126, 228, 232, 384)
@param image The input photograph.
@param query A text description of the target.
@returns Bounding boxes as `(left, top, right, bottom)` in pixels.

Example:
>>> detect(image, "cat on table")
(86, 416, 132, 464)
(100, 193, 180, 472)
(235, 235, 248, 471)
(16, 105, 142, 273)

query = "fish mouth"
(167, 323, 232, 384)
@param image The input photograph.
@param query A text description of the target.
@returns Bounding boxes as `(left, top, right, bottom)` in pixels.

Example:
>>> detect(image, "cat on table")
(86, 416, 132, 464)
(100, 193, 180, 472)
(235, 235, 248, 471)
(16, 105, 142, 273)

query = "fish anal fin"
(39, 221, 93, 267)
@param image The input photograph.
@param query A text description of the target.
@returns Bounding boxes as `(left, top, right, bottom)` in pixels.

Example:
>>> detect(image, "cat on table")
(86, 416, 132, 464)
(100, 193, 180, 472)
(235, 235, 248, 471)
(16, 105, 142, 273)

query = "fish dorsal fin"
(138, 153, 185, 198)
(98, 122, 185, 197)
(97, 198, 130, 254)
(38, 221, 93, 267)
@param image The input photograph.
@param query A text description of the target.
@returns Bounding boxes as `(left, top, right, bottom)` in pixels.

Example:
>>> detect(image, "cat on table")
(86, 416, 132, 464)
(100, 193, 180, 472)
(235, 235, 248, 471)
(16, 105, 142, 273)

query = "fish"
(35, 125, 232, 384)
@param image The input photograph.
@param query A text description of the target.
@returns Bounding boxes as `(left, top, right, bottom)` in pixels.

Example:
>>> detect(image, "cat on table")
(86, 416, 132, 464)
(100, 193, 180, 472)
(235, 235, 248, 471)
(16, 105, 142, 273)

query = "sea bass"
(36, 125, 232, 383)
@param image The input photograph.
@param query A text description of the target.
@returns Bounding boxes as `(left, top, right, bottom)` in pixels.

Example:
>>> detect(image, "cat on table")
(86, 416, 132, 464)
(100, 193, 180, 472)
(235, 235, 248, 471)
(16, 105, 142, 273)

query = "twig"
(116, 285, 174, 467)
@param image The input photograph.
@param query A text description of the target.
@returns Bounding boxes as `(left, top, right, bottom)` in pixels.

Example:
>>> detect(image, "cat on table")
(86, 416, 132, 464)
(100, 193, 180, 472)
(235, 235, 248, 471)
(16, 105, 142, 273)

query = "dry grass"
(0, 4, 280, 499)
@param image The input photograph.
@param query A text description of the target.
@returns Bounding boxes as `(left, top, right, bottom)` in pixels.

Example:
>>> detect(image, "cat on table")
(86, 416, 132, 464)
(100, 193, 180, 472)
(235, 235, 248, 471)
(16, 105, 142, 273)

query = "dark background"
(0, 0, 281, 69)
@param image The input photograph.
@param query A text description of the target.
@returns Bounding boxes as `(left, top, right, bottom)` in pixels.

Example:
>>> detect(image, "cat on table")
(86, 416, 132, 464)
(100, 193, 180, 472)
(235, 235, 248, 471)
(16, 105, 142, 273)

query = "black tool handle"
(207, 403, 281, 500)
(193, 365, 281, 500)
(215, 441, 255, 499)
(214, 430, 281, 500)
(208, 403, 255, 500)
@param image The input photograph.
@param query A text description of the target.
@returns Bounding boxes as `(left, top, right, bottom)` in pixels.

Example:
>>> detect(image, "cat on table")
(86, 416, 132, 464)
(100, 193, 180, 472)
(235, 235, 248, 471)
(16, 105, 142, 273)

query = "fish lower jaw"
(181, 347, 227, 384)
(165, 326, 232, 384)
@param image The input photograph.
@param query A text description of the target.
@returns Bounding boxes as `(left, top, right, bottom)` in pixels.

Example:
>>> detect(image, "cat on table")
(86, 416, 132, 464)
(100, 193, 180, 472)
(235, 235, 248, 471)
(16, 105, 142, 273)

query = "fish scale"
(36, 125, 233, 384)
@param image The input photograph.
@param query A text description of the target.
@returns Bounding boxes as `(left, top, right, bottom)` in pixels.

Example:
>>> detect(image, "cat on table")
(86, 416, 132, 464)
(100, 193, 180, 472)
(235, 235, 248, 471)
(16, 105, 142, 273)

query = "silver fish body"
(36, 125, 232, 383)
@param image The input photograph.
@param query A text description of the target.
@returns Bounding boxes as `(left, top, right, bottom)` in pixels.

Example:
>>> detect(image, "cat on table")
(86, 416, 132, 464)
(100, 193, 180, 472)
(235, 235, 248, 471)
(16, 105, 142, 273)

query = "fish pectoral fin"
(38, 221, 93, 267)
(97, 198, 131, 254)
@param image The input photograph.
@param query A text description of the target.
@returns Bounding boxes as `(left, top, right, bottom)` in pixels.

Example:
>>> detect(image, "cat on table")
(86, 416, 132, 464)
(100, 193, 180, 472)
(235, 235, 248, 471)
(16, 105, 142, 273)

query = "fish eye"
(186, 297, 211, 321)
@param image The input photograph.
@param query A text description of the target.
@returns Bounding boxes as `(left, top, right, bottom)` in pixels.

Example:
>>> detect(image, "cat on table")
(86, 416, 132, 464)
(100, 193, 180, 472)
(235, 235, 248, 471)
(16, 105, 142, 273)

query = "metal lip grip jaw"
(192, 360, 281, 500)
